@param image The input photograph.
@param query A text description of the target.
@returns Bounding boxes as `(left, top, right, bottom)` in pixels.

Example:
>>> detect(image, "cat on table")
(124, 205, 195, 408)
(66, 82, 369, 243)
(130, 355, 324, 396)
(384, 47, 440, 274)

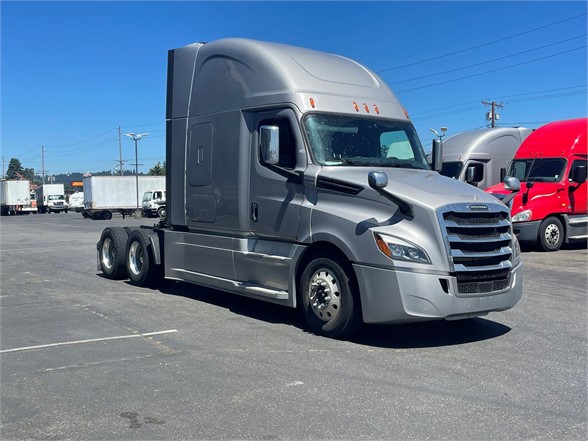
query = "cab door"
(248, 108, 306, 240)
(234, 108, 306, 293)
(568, 159, 587, 215)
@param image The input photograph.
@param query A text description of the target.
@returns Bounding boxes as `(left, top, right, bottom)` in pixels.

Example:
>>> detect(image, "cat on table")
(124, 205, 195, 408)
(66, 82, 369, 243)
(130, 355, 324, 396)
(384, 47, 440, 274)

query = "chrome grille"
(438, 203, 513, 296)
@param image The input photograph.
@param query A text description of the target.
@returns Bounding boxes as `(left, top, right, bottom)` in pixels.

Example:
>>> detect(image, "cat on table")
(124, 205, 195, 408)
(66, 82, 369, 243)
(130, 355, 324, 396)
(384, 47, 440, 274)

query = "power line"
(395, 45, 587, 94)
(44, 128, 117, 149)
(377, 12, 587, 73)
(410, 84, 586, 118)
(389, 34, 586, 85)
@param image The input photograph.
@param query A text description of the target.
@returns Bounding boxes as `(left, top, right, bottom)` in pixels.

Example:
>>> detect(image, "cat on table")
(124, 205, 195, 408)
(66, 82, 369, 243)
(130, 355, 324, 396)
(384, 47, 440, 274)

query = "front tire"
(538, 216, 564, 251)
(299, 254, 362, 338)
(98, 227, 129, 279)
(157, 206, 166, 218)
(126, 229, 162, 287)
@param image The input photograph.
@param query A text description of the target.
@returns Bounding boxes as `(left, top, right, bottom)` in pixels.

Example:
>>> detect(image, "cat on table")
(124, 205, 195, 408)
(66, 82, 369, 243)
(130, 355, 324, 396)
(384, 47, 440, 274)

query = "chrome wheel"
(128, 241, 144, 276)
(308, 269, 342, 322)
(544, 223, 560, 247)
(101, 237, 114, 271)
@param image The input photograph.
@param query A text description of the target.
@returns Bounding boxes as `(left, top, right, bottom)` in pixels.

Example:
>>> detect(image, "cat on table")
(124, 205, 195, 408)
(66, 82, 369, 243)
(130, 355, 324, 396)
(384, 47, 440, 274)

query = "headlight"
(373, 233, 431, 264)
(512, 209, 532, 222)
(512, 233, 522, 266)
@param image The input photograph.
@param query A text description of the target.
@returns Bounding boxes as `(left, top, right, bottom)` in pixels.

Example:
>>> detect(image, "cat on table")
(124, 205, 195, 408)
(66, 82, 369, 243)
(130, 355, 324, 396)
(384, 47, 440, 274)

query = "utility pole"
(42, 145, 45, 184)
(118, 127, 124, 175)
(482, 101, 504, 128)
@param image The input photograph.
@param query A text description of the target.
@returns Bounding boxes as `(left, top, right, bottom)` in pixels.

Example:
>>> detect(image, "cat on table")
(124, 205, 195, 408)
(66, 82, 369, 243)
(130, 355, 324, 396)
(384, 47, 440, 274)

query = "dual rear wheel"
(98, 227, 161, 286)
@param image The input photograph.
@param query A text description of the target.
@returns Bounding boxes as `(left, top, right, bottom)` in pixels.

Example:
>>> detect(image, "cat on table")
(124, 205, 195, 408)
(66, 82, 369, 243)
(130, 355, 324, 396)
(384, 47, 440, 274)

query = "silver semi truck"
(440, 127, 532, 189)
(97, 38, 523, 338)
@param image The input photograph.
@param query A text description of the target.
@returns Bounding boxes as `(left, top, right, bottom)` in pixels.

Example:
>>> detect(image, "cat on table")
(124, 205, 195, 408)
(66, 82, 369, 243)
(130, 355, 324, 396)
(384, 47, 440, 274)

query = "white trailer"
(82, 176, 166, 220)
(0, 180, 37, 215)
(36, 183, 68, 214)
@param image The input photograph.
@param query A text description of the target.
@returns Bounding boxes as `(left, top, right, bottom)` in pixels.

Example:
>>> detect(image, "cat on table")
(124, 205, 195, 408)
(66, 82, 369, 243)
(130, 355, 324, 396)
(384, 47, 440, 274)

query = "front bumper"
(353, 262, 523, 324)
(513, 220, 540, 243)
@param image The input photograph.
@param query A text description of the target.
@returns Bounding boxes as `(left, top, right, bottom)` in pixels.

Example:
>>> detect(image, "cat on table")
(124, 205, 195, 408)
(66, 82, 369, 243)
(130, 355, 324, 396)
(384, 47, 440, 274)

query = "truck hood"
(318, 167, 501, 210)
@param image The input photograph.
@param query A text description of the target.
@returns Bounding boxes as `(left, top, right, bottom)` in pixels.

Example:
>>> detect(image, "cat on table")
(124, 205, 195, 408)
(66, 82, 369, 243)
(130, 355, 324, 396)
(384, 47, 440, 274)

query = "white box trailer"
(0, 180, 36, 215)
(82, 176, 166, 220)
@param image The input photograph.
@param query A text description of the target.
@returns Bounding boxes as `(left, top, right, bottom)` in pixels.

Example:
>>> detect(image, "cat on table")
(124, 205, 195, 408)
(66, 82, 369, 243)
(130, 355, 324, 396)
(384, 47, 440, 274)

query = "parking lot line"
(0, 329, 178, 354)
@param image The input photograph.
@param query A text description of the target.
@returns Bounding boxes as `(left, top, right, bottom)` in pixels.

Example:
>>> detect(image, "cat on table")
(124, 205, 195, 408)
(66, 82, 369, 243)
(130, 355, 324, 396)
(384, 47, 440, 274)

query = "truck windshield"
(303, 114, 429, 169)
(507, 158, 566, 182)
(48, 195, 64, 201)
(440, 161, 463, 179)
(143, 191, 153, 202)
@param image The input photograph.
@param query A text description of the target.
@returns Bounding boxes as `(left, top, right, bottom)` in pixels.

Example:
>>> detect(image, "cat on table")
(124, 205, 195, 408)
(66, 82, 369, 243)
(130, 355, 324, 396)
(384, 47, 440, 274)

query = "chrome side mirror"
(260, 125, 279, 165)
(368, 171, 388, 189)
(503, 176, 520, 192)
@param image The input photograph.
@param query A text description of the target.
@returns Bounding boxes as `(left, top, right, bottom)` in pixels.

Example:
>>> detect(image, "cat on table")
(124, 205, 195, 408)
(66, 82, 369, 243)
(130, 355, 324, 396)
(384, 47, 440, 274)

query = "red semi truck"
(486, 118, 587, 251)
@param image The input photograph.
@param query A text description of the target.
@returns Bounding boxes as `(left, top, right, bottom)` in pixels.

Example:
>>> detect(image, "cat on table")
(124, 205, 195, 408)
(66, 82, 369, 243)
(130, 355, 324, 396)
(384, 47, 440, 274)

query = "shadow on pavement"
(155, 279, 511, 349)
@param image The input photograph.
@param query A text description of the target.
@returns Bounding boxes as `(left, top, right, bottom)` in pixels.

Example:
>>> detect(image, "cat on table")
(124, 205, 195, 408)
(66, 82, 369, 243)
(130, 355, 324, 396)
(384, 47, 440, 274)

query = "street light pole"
(429, 127, 448, 153)
(124, 132, 148, 218)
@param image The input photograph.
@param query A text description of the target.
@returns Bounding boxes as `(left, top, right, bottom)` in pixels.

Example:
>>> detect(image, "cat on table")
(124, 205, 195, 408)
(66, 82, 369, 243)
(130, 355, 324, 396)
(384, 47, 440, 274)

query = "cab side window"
(569, 159, 587, 182)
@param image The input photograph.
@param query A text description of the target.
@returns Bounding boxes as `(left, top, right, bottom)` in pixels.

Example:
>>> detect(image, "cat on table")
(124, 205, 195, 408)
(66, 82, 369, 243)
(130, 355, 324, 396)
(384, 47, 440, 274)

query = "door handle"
(251, 202, 259, 222)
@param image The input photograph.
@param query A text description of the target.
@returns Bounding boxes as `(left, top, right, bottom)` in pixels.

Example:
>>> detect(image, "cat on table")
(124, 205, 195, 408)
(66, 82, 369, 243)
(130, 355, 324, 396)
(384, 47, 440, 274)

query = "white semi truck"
(0, 180, 37, 215)
(35, 183, 68, 214)
(97, 38, 523, 338)
(82, 176, 166, 220)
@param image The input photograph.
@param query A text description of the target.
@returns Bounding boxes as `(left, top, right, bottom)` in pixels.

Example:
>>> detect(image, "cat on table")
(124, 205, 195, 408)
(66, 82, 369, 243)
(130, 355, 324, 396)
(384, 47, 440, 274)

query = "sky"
(1, 0, 587, 176)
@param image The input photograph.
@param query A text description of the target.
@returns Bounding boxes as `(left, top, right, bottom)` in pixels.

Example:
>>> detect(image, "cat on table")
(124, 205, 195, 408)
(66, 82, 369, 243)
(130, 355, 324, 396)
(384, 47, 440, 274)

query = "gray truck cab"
(99, 38, 523, 338)
(440, 127, 532, 189)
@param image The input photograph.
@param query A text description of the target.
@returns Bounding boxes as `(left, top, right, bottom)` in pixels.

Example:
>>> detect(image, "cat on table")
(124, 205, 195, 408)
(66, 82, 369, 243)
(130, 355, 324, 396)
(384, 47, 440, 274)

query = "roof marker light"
(373, 104, 380, 115)
(363, 103, 370, 113)
(353, 102, 359, 112)
(403, 108, 410, 119)
(310, 97, 316, 108)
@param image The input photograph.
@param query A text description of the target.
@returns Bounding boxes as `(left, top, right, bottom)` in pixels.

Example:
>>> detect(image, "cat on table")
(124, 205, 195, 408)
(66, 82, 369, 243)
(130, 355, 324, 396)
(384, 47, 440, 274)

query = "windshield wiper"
(385, 161, 423, 169)
(338, 159, 373, 166)
(526, 177, 548, 182)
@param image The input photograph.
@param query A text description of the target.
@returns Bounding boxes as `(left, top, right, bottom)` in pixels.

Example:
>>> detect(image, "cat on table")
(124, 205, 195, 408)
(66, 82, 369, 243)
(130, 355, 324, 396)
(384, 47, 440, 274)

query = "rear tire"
(299, 254, 362, 338)
(126, 229, 162, 287)
(102, 210, 112, 220)
(98, 227, 129, 279)
(538, 216, 564, 251)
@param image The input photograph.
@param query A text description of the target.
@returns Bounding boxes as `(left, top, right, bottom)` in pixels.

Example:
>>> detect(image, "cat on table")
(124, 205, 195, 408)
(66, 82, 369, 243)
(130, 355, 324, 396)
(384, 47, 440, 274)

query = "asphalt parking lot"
(1, 212, 586, 440)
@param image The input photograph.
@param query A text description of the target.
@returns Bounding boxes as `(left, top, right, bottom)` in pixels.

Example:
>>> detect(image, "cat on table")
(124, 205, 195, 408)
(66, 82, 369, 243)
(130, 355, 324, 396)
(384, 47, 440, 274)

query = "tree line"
(3, 158, 166, 191)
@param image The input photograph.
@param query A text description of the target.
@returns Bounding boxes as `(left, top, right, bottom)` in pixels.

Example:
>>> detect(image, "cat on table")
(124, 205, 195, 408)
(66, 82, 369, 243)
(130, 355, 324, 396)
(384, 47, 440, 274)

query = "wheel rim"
(308, 269, 341, 322)
(544, 223, 560, 246)
(101, 237, 114, 270)
(128, 241, 144, 276)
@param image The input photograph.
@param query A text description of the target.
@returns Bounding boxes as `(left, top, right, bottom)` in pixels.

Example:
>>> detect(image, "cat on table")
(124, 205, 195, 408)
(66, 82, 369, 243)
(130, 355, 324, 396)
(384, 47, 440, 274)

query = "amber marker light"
(373, 104, 380, 114)
(363, 103, 370, 113)
(309, 97, 316, 108)
(374, 233, 393, 258)
(353, 102, 359, 112)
